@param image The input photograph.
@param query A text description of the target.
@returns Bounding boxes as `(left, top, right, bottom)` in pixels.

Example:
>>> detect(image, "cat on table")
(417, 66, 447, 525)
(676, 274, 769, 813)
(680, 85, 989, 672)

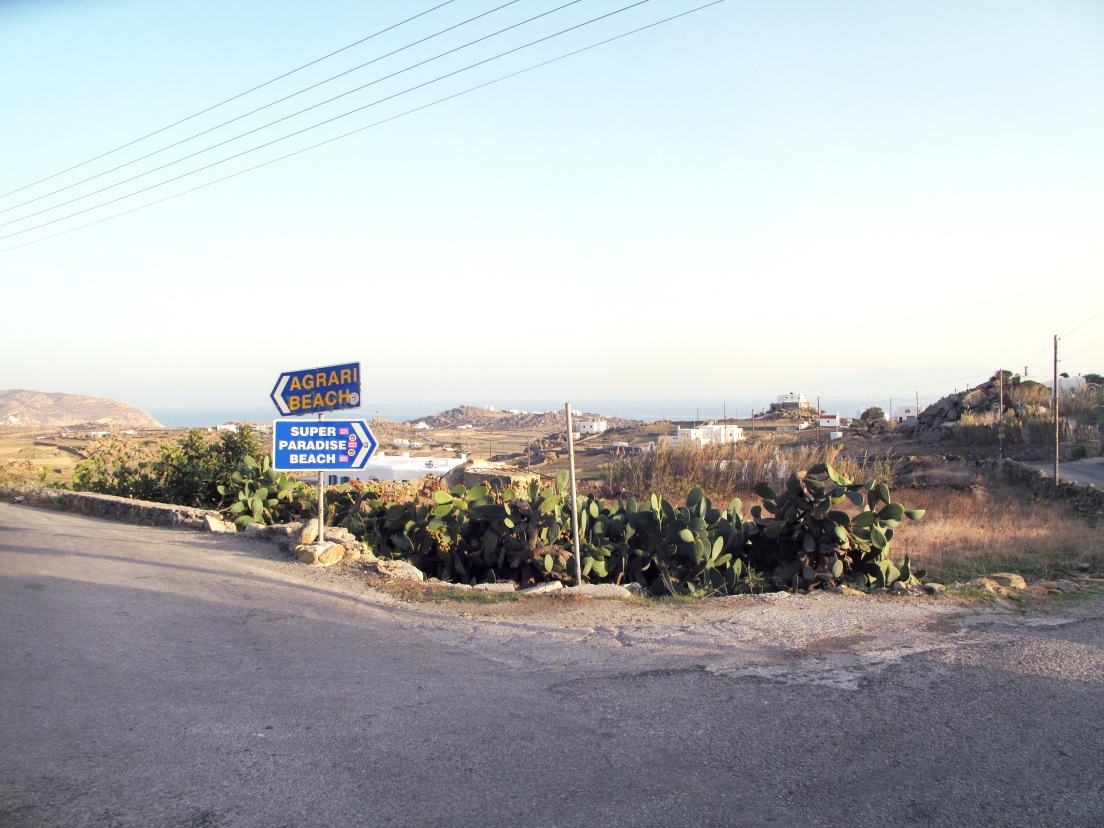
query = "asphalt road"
(2, 503, 1103, 827)
(1029, 457, 1104, 488)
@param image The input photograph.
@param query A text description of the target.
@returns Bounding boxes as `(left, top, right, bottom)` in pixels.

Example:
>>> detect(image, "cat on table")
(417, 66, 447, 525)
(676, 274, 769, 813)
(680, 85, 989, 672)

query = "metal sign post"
(565, 402, 582, 586)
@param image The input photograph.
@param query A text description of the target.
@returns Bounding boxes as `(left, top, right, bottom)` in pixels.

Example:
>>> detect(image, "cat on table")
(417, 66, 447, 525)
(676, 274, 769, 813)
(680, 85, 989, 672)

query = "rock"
(970, 577, 1000, 592)
(1033, 580, 1058, 591)
(1024, 585, 1050, 597)
(317, 544, 345, 566)
(471, 583, 516, 593)
(1054, 579, 1080, 593)
(13, 495, 25, 503)
(923, 583, 947, 596)
(369, 559, 425, 582)
(295, 520, 319, 547)
(831, 585, 865, 597)
(989, 572, 1027, 591)
(241, 523, 263, 536)
(202, 514, 234, 533)
(564, 584, 632, 600)
(295, 541, 345, 566)
(519, 581, 563, 595)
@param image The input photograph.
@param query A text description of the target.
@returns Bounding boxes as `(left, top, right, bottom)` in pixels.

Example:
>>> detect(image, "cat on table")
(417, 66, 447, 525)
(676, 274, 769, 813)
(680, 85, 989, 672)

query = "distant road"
(1029, 457, 1104, 487)
(2, 503, 1103, 827)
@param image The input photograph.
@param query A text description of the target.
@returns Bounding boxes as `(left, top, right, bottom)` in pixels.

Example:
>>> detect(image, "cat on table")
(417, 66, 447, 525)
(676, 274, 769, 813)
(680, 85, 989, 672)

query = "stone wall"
(996, 461, 1104, 521)
(1, 486, 223, 528)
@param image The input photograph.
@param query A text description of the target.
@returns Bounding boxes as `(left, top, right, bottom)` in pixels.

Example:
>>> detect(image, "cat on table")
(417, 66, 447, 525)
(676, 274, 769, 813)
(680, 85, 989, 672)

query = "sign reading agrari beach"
(270, 362, 361, 416)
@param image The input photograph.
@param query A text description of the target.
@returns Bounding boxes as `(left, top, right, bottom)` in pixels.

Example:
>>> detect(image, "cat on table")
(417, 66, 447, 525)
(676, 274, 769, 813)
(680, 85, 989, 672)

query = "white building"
(775, 392, 810, 409)
(895, 404, 919, 424)
(577, 419, 608, 435)
(411, 421, 430, 430)
(326, 451, 467, 484)
(675, 423, 745, 445)
(1038, 376, 1088, 394)
(819, 413, 841, 429)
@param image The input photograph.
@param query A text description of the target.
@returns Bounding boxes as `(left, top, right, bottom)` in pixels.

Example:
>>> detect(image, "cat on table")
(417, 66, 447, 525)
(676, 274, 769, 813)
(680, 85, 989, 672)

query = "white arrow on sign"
(351, 421, 376, 468)
(271, 375, 292, 415)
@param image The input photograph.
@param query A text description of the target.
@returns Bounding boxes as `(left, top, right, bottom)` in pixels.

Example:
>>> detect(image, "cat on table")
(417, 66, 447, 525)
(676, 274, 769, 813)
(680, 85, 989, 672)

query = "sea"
(148, 395, 880, 428)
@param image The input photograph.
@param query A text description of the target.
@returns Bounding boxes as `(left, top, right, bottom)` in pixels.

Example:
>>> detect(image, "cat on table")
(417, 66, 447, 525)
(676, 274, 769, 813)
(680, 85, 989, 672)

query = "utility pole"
(998, 369, 1005, 461)
(816, 395, 821, 449)
(1054, 335, 1060, 487)
(565, 403, 582, 586)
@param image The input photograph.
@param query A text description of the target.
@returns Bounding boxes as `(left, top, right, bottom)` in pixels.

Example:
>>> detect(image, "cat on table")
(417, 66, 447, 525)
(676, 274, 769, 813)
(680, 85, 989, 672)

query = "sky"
(1, 0, 1102, 418)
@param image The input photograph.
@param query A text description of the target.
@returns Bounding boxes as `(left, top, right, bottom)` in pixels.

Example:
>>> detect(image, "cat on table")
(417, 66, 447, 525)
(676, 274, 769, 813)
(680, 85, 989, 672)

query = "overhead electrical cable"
(0, 0, 459, 201)
(1063, 339, 1104, 360)
(0, 0, 590, 230)
(0, 0, 727, 254)
(0, 0, 662, 242)
(0, 0, 528, 217)
(1060, 308, 1104, 340)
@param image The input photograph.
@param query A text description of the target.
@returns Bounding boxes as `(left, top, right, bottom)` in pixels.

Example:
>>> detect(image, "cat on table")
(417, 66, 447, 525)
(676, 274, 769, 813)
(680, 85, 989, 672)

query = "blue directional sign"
(271, 361, 361, 416)
(272, 419, 377, 471)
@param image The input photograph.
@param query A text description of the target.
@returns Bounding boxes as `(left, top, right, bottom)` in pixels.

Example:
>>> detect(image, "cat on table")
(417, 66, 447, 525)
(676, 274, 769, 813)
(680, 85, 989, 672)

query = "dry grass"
(891, 481, 1101, 583)
(604, 439, 896, 504)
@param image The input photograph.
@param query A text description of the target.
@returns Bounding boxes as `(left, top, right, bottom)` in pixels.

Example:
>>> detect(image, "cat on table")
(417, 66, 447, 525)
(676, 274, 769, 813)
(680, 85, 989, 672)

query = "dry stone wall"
(996, 460, 1104, 521)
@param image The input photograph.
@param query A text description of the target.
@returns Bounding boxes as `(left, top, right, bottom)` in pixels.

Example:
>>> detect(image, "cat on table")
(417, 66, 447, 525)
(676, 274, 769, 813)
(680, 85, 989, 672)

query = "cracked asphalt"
(2, 502, 1102, 827)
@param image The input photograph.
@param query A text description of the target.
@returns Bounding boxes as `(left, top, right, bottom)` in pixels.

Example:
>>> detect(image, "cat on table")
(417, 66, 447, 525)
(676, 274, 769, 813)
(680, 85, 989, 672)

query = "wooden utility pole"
(1054, 335, 1060, 487)
(998, 369, 1005, 461)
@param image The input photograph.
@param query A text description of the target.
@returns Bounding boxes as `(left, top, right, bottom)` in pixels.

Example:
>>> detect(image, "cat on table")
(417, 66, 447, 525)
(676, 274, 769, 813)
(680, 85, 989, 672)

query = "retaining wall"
(0, 487, 221, 529)
(996, 461, 1104, 521)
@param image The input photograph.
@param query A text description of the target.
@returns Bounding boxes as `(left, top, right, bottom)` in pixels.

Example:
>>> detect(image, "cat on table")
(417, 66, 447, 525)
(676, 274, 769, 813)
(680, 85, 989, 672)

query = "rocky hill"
(410, 405, 636, 432)
(0, 390, 162, 430)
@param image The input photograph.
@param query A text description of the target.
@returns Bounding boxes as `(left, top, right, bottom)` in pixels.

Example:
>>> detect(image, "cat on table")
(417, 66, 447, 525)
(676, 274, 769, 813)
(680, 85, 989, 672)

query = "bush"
(72, 427, 267, 508)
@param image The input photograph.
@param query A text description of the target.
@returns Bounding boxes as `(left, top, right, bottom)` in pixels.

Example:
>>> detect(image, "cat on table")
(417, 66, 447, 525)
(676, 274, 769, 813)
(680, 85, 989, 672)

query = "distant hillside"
(410, 405, 636, 432)
(0, 389, 162, 429)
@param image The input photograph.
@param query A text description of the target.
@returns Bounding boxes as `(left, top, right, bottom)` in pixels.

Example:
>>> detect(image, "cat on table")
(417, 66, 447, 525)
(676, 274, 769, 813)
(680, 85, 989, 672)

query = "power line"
(0, 0, 665, 243)
(0, 0, 728, 254)
(0, 0, 460, 201)
(0, 0, 528, 218)
(1, 0, 589, 231)
(1060, 307, 1104, 340)
(1063, 338, 1104, 361)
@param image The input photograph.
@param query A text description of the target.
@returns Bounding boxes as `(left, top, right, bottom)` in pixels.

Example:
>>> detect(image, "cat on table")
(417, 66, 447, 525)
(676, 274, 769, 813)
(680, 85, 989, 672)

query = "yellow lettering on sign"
(290, 376, 301, 391)
(289, 396, 300, 412)
(340, 369, 351, 384)
(328, 371, 339, 385)
(313, 393, 324, 408)
(325, 391, 337, 406)
(303, 375, 314, 390)
(316, 373, 326, 388)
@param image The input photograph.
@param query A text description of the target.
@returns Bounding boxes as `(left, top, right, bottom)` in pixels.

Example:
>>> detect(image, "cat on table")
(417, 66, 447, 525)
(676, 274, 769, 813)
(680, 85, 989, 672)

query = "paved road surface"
(1029, 457, 1104, 487)
(2, 503, 1103, 827)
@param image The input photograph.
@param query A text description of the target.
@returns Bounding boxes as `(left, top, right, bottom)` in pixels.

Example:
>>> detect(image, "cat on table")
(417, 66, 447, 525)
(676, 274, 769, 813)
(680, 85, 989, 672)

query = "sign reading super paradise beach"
(270, 361, 361, 416)
(272, 420, 377, 472)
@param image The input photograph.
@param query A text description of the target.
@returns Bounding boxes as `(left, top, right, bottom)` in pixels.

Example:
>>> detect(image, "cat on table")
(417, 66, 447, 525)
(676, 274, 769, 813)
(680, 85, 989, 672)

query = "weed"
(429, 588, 520, 604)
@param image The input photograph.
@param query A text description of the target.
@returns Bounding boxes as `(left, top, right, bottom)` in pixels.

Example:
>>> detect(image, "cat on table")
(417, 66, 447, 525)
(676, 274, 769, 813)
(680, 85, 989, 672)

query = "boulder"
(988, 572, 1027, 591)
(519, 581, 564, 595)
(368, 559, 425, 582)
(295, 541, 345, 566)
(202, 514, 235, 533)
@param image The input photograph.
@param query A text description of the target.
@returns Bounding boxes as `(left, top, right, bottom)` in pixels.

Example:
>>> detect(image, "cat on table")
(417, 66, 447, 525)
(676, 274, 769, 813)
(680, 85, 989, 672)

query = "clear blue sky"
(2, 0, 1102, 414)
